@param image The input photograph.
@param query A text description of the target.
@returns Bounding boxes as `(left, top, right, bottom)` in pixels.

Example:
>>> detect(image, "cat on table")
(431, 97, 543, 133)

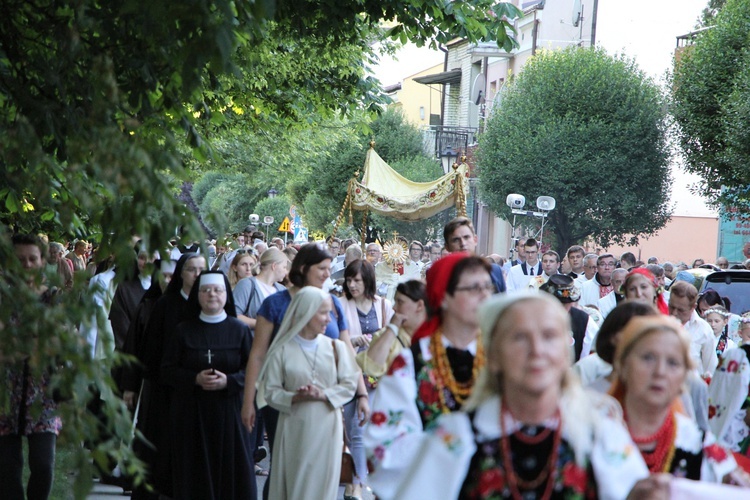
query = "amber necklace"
(500, 404, 562, 500)
(428, 328, 484, 413)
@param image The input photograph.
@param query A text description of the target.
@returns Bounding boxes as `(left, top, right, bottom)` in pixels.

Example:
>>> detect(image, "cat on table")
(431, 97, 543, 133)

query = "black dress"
(161, 316, 255, 500)
(135, 291, 189, 497)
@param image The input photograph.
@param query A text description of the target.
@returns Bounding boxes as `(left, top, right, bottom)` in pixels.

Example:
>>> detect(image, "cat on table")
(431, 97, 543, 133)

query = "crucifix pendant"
(205, 349, 213, 364)
(311, 369, 317, 385)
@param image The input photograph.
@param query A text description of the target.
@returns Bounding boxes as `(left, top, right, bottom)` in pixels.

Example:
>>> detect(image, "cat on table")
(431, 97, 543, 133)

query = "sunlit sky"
(370, 0, 714, 217)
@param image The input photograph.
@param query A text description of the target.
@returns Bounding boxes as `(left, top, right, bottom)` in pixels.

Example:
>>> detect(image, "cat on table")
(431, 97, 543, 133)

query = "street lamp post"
(439, 146, 459, 174)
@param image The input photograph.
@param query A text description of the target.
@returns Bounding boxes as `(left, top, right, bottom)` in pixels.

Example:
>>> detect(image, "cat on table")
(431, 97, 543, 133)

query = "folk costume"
(708, 346, 750, 457)
(365, 253, 486, 497)
(162, 272, 255, 500)
(367, 292, 649, 500)
(258, 287, 359, 500)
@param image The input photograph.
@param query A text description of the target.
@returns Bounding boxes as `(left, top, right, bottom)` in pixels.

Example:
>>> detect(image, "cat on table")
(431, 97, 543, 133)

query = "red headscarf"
(411, 252, 470, 344)
(626, 268, 669, 315)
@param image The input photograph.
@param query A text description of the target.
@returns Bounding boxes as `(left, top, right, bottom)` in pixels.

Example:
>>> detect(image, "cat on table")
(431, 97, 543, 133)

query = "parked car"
(699, 270, 750, 315)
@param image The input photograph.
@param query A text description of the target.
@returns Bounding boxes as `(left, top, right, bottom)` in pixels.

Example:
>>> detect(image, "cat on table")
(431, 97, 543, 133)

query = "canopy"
(348, 147, 468, 221)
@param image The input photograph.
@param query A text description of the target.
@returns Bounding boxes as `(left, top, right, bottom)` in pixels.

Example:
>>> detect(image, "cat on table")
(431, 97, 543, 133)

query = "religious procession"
(6, 0, 750, 499)
(5, 154, 750, 500)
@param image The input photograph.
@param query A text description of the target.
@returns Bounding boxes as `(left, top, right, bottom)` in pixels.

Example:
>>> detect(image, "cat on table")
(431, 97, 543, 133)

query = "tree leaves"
(671, 0, 750, 216)
(478, 47, 671, 252)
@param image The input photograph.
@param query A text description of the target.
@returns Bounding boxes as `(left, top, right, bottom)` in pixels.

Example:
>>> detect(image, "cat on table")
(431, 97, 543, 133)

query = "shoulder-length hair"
(288, 243, 333, 288)
(343, 259, 376, 300)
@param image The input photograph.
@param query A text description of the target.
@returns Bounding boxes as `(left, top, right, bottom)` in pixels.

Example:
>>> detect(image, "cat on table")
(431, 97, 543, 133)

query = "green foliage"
(478, 47, 672, 253)
(0, 0, 521, 495)
(697, 0, 728, 27)
(672, 0, 750, 215)
(198, 174, 266, 235)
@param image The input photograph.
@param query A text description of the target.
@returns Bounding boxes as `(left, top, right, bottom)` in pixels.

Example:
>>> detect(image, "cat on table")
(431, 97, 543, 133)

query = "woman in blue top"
(241, 244, 370, 498)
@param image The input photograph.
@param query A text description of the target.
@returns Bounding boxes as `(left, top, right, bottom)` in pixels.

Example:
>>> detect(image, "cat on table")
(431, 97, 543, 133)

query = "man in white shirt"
(579, 253, 616, 308)
(506, 238, 542, 292)
(668, 280, 717, 378)
(541, 250, 560, 280)
(565, 245, 586, 280)
(576, 253, 598, 286)
(408, 241, 425, 271)
(597, 268, 628, 319)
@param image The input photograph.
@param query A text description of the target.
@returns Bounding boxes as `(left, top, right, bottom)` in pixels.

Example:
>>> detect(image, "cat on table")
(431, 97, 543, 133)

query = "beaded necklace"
(499, 404, 562, 500)
(428, 328, 484, 413)
(628, 410, 677, 473)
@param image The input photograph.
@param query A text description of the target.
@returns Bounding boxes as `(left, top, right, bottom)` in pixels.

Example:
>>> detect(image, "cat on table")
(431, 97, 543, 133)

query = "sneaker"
(254, 445, 269, 463)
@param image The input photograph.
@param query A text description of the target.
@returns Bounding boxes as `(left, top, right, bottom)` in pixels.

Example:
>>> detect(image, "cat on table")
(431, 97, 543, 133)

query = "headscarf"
(184, 270, 236, 320)
(256, 286, 330, 408)
(465, 291, 612, 465)
(466, 291, 571, 411)
(609, 315, 692, 415)
(625, 268, 669, 315)
(165, 252, 202, 296)
(411, 252, 470, 343)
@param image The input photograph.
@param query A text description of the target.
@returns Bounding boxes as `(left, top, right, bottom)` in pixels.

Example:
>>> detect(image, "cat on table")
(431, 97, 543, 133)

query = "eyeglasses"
(199, 287, 226, 294)
(453, 282, 495, 294)
(598, 262, 616, 268)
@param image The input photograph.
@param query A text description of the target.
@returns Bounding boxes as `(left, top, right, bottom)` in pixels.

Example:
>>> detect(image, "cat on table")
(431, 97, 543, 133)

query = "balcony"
(421, 125, 479, 162)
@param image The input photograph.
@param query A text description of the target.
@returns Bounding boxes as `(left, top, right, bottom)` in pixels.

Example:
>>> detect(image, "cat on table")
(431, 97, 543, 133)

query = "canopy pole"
(329, 178, 354, 244)
(455, 164, 468, 218)
(360, 208, 369, 252)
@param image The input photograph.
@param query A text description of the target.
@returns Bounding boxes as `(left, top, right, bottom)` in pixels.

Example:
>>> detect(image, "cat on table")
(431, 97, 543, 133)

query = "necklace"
(500, 404, 562, 500)
(428, 328, 484, 413)
(627, 410, 677, 473)
(298, 339, 320, 385)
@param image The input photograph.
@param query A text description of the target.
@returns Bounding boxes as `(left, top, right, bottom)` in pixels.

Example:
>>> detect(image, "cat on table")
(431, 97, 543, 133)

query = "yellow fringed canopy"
(347, 147, 468, 221)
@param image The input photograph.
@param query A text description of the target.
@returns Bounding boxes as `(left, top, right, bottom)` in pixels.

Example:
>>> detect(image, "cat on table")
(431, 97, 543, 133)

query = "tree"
(0, 0, 521, 495)
(478, 47, 672, 253)
(672, 0, 750, 216)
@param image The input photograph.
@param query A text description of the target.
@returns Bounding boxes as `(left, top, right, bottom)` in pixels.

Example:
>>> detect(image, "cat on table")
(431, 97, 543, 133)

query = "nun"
(137, 252, 206, 498)
(161, 271, 255, 500)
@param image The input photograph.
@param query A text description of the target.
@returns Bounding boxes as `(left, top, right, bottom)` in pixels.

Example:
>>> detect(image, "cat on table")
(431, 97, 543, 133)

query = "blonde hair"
(465, 291, 621, 466)
(228, 252, 258, 288)
(465, 292, 573, 411)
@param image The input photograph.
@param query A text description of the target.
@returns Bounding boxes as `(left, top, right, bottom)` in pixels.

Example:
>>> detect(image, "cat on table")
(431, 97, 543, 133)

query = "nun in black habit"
(161, 271, 256, 500)
(135, 252, 206, 499)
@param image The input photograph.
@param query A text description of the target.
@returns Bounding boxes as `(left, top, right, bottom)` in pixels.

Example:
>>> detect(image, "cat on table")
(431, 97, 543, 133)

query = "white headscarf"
(465, 290, 620, 465)
(256, 286, 331, 408)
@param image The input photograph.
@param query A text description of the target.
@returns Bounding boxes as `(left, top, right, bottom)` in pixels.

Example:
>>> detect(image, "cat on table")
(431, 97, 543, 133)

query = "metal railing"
(421, 125, 478, 159)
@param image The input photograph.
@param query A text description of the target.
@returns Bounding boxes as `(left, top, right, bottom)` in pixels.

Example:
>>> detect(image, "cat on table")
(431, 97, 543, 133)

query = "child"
(705, 305, 736, 357)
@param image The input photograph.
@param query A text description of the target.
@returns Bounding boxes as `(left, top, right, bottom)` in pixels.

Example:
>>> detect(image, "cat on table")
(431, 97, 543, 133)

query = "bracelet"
(355, 393, 367, 399)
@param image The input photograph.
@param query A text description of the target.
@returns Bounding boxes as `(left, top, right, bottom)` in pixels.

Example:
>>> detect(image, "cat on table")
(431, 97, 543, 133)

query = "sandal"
(255, 465, 269, 476)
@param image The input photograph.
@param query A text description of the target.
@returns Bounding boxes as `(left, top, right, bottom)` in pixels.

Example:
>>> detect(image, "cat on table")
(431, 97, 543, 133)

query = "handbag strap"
(330, 339, 351, 447)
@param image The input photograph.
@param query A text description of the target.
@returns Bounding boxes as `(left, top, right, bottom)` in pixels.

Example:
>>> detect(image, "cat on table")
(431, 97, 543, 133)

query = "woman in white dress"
(257, 287, 360, 500)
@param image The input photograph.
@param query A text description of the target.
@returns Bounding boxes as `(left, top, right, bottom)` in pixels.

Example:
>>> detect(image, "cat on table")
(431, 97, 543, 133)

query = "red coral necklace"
(499, 404, 562, 500)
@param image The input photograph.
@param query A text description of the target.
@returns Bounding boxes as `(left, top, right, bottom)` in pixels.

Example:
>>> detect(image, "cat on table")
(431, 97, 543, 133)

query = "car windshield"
(701, 273, 750, 315)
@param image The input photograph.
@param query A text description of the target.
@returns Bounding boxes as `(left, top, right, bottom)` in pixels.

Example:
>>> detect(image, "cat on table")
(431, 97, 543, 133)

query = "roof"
(413, 69, 462, 85)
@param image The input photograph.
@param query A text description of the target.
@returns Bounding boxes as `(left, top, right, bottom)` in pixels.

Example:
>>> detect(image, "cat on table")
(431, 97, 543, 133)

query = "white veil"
(255, 286, 330, 408)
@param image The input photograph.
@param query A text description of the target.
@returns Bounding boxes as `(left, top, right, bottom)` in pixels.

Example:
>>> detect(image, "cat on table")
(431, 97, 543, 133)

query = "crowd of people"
(3, 224, 750, 499)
